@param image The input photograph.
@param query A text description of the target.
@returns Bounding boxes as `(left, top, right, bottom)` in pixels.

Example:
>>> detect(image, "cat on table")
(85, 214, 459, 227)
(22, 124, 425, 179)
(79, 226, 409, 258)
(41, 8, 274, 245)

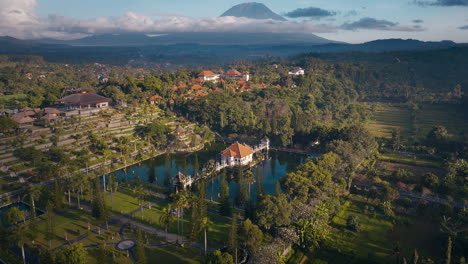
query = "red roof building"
(221, 142, 254, 166)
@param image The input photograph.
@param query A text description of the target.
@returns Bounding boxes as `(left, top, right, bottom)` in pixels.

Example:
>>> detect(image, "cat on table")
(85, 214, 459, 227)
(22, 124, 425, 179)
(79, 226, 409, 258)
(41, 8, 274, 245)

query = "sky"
(1, 0, 468, 43)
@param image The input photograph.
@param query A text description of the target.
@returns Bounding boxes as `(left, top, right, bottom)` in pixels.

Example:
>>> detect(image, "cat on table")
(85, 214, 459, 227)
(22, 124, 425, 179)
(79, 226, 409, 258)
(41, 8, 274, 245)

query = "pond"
(0, 202, 44, 227)
(113, 142, 314, 201)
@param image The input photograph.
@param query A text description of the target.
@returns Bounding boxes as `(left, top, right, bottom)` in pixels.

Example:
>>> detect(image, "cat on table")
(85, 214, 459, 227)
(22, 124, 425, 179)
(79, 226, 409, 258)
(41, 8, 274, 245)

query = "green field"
(367, 103, 467, 141)
(106, 190, 230, 247)
(379, 153, 443, 168)
(33, 208, 120, 249)
(307, 196, 442, 264)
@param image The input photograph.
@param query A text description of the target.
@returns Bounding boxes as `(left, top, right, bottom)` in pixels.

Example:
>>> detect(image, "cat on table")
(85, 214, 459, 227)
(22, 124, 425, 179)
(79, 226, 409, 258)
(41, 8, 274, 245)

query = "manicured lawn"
(131, 200, 230, 248)
(145, 245, 204, 264)
(86, 247, 132, 264)
(31, 208, 120, 249)
(106, 190, 230, 247)
(106, 189, 152, 214)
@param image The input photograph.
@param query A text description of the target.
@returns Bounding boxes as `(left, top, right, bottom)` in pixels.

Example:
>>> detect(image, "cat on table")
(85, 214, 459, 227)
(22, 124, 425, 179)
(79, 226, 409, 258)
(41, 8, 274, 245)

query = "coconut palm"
(159, 205, 174, 232)
(172, 192, 189, 237)
(201, 216, 209, 255)
(27, 185, 42, 218)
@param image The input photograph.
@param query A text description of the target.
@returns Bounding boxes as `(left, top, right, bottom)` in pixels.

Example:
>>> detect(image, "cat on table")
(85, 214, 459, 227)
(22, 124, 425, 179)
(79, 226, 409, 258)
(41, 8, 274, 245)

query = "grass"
(323, 198, 394, 263)
(309, 196, 443, 264)
(31, 207, 120, 249)
(86, 247, 133, 264)
(106, 189, 152, 215)
(130, 199, 230, 247)
(106, 190, 230, 248)
(367, 103, 467, 141)
(87, 245, 204, 264)
(145, 245, 204, 264)
(379, 153, 443, 168)
(367, 104, 412, 139)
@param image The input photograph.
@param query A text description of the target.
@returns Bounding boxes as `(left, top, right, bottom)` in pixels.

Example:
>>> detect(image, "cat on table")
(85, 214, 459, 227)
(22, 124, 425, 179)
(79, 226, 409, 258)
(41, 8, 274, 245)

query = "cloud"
(415, 0, 468, 6)
(344, 10, 359, 17)
(284, 7, 336, 19)
(459, 25, 468, 29)
(413, 19, 424, 23)
(341, 17, 424, 31)
(0, 0, 338, 40)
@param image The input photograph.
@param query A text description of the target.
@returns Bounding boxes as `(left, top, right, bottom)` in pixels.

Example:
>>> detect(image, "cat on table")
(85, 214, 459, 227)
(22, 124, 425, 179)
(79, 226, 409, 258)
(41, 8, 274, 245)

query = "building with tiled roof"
(12, 112, 34, 126)
(148, 95, 163, 104)
(197, 71, 219, 82)
(223, 70, 250, 82)
(221, 142, 254, 166)
(191, 84, 203, 90)
(56, 89, 112, 109)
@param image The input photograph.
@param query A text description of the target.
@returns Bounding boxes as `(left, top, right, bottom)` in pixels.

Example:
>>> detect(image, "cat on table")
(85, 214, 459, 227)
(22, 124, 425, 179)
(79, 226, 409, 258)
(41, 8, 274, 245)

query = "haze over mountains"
(0, 1, 463, 66)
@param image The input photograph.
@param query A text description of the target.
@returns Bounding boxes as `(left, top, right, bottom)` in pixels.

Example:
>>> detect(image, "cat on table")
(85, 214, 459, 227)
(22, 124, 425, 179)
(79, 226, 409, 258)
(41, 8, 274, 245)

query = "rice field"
(367, 103, 467, 141)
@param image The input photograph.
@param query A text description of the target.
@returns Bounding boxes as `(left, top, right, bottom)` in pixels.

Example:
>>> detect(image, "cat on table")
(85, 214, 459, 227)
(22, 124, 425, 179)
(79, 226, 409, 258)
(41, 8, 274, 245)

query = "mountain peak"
(221, 2, 287, 21)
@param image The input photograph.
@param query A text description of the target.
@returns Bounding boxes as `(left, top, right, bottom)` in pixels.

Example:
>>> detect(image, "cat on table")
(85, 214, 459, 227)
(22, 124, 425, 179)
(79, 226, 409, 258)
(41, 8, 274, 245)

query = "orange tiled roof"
(191, 84, 203, 90)
(193, 78, 204, 83)
(225, 70, 242, 76)
(198, 71, 217, 76)
(148, 95, 163, 101)
(275, 85, 282, 88)
(221, 142, 254, 158)
(196, 90, 208, 97)
(237, 79, 246, 85)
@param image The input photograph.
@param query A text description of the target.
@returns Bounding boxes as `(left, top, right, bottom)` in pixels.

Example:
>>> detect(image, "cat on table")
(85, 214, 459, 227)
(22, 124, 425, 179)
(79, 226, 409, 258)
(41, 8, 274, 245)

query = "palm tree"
(201, 216, 209, 255)
(27, 185, 42, 218)
(159, 205, 174, 232)
(172, 192, 189, 237)
(133, 184, 148, 220)
(108, 174, 118, 211)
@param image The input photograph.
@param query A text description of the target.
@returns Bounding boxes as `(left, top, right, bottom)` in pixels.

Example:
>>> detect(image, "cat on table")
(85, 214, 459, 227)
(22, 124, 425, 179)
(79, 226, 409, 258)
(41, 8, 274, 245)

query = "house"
(148, 95, 163, 105)
(221, 142, 254, 166)
(56, 89, 112, 110)
(11, 112, 35, 127)
(173, 125, 186, 137)
(288, 67, 305, 76)
(197, 71, 219, 82)
(223, 70, 250, 81)
(25, 73, 33, 79)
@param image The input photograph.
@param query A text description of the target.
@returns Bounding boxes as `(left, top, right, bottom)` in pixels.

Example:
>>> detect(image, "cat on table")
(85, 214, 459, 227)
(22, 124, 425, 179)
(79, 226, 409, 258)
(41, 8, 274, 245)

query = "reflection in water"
(113, 142, 313, 202)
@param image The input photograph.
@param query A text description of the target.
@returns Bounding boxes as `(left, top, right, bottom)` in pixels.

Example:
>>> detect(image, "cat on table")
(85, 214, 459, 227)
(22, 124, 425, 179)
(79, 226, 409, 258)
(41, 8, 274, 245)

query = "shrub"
(346, 215, 361, 232)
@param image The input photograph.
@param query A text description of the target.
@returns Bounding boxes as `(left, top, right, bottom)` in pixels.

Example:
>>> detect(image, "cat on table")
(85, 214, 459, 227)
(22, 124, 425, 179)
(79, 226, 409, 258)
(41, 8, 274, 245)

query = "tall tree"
(45, 200, 55, 249)
(159, 205, 174, 232)
(239, 219, 263, 253)
(227, 214, 238, 263)
(445, 236, 452, 264)
(136, 229, 147, 264)
(219, 170, 231, 216)
(56, 243, 88, 264)
(27, 185, 42, 218)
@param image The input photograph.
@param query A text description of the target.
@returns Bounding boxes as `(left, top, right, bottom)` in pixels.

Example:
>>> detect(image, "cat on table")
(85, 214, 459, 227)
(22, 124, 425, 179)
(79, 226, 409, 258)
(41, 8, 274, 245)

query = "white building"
(223, 70, 250, 82)
(197, 71, 220, 82)
(221, 142, 254, 167)
(288, 67, 305, 76)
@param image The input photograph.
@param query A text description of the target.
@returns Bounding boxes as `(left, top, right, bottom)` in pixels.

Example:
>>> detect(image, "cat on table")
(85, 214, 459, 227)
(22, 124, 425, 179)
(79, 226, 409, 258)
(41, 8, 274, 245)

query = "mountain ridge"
(220, 2, 286, 21)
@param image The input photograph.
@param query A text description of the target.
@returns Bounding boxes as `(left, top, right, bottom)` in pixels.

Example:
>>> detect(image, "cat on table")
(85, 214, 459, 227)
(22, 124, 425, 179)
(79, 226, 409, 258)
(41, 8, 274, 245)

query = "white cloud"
(0, 0, 336, 39)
